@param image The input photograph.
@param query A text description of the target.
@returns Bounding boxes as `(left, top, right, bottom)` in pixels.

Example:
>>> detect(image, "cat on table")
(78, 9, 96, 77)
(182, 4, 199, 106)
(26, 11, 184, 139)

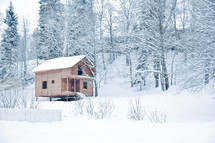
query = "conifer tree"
(0, 2, 19, 79)
(38, 0, 64, 60)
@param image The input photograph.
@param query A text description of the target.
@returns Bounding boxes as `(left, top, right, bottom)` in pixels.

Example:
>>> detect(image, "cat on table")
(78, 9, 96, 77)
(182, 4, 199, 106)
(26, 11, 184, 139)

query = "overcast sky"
(0, 0, 40, 31)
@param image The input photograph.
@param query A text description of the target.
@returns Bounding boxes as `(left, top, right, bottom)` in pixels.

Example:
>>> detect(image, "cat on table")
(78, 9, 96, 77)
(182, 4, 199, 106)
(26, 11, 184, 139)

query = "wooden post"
(74, 79, 76, 92)
(36, 96, 38, 101)
(67, 77, 68, 101)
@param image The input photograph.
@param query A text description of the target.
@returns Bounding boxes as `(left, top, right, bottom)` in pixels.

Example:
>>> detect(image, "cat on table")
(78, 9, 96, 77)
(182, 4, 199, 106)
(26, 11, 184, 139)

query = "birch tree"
(138, 0, 177, 91)
(94, 0, 109, 70)
(179, 0, 215, 89)
(19, 19, 30, 87)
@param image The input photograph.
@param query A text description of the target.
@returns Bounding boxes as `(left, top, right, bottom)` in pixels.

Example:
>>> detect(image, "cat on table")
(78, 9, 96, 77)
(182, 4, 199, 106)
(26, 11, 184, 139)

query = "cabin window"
(83, 81, 87, 89)
(42, 81, 47, 89)
(78, 66, 83, 75)
(52, 80, 54, 84)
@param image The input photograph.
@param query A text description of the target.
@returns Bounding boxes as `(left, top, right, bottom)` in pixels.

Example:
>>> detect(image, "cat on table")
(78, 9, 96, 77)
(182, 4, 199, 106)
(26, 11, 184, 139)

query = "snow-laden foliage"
(147, 108, 167, 123)
(38, 0, 64, 60)
(0, 88, 40, 109)
(93, 98, 115, 119)
(0, 89, 22, 108)
(85, 98, 95, 118)
(0, 88, 39, 109)
(128, 97, 145, 120)
(0, 2, 19, 83)
(71, 98, 115, 119)
(73, 100, 85, 116)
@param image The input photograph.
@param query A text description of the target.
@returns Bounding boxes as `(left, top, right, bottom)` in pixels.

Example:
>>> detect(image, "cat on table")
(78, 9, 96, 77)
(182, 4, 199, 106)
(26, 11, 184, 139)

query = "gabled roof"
(32, 55, 86, 72)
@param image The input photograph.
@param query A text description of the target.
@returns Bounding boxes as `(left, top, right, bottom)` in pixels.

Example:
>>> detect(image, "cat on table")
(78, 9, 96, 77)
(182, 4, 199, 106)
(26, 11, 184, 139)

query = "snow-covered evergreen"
(0, 2, 19, 83)
(38, 0, 64, 60)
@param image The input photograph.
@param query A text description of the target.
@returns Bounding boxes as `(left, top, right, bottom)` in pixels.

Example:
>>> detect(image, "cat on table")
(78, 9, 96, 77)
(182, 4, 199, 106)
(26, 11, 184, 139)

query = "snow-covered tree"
(105, 4, 116, 64)
(38, 0, 65, 60)
(134, 49, 150, 90)
(178, 0, 215, 90)
(31, 28, 40, 66)
(0, 12, 4, 37)
(0, 2, 19, 81)
(117, 0, 138, 67)
(94, 0, 109, 70)
(19, 19, 30, 87)
(137, 0, 177, 91)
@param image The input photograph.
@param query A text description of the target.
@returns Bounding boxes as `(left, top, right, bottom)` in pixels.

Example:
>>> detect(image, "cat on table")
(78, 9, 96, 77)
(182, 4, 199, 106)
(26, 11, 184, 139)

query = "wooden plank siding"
(35, 57, 94, 97)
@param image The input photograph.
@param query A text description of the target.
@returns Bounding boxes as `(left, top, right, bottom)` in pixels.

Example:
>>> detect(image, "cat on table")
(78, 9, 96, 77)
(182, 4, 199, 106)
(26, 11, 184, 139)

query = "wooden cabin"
(32, 55, 94, 100)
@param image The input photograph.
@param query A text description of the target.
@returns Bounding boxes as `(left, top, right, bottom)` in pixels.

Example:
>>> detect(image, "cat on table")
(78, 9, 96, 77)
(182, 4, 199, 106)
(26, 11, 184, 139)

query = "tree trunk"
(99, 0, 106, 70)
(94, 79, 98, 97)
(171, 52, 177, 86)
(159, 20, 169, 90)
(128, 52, 133, 87)
(161, 56, 169, 90)
(205, 59, 210, 84)
(154, 55, 160, 88)
(126, 55, 130, 66)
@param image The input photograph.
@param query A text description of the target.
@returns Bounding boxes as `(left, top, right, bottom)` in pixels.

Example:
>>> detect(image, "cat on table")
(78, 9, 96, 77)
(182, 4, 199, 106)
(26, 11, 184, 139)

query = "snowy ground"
(0, 55, 215, 143)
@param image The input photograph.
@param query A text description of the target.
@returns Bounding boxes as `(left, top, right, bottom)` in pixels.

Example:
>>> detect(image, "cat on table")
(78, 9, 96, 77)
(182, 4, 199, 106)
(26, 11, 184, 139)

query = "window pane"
(83, 81, 87, 89)
(78, 66, 83, 75)
(42, 81, 47, 89)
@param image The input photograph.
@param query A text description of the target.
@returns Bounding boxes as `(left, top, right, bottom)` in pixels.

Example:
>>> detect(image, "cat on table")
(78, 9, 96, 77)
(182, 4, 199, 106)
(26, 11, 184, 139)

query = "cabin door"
(71, 79, 75, 92)
(76, 79, 80, 92)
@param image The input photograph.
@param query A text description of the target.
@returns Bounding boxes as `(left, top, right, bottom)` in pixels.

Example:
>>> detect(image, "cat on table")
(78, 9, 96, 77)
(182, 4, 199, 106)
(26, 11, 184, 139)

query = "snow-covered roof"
(32, 55, 86, 72)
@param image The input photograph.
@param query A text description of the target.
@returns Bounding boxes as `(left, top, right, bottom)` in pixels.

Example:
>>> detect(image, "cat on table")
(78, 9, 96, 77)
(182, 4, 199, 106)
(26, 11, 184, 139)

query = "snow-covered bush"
(93, 99, 115, 119)
(147, 108, 167, 123)
(0, 89, 23, 108)
(73, 100, 85, 116)
(0, 88, 40, 109)
(85, 98, 95, 118)
(128, 98, 145, 120)
(29, 94, 40, 109)
(72, 98, 115, 119)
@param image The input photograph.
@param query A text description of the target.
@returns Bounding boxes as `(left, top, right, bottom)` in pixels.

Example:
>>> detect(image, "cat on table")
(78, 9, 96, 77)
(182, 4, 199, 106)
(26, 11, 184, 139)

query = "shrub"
(128, 98, 145, 120)
(147, 108, 167, 123)
(73, 100, 85, 116)
(85, 98, 95, 118)
(0, 88, 40, 109)
(0, 89, 22, 108)
(94, 99, 115, 119)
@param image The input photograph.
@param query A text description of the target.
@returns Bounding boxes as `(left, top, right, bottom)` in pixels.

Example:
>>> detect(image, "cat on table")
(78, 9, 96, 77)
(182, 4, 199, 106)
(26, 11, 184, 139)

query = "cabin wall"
(80, 79, 93, 96)
(61, 68, 72, 78)
(71, 57, 93, 77)
(35, 70, 62, 97)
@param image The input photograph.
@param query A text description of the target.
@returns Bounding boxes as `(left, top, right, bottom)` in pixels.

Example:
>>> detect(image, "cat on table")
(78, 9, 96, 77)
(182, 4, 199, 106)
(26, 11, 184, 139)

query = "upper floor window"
(83, 81, 87, 89)
(78, 66, 83, 75)
(42, 81, 47, 89)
